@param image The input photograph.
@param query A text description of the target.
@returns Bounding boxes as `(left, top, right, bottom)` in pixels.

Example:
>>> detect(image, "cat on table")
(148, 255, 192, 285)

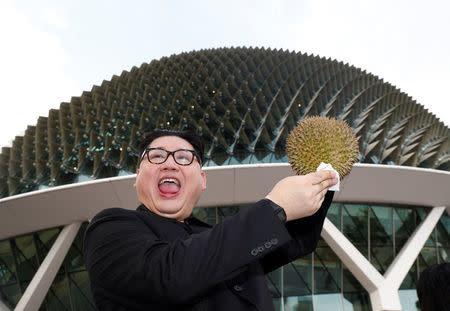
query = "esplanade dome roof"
(1, 47, 449, 198)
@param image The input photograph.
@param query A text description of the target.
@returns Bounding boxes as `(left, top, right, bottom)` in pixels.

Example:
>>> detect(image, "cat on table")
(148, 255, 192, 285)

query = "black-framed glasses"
(140, 148, 201, 166)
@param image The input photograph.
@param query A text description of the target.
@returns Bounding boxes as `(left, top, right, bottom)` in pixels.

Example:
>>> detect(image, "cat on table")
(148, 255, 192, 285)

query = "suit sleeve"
(83, 200, 292, 305)
(260, 191, 334, 273)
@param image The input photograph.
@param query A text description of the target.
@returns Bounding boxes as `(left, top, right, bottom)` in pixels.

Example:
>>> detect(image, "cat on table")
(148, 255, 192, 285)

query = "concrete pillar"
(383, 206, 446, 290)
(0, 299, 11, 311)
(321, 206, 446, 311)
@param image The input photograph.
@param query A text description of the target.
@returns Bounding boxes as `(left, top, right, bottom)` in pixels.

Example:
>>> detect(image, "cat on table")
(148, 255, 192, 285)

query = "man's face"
(134, 135, 206, 221)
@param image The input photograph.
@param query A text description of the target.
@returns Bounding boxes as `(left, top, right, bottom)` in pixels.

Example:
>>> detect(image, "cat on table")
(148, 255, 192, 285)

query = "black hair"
(138, 129, 205, 166)
(416, 262, 450, 311)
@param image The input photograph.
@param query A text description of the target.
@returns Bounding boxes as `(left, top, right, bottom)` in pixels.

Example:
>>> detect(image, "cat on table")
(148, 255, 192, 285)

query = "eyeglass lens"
(147, 149, 194, 165)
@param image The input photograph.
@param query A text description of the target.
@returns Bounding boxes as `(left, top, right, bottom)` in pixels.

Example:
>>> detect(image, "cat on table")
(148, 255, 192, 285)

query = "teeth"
(159, 178, 180, 185)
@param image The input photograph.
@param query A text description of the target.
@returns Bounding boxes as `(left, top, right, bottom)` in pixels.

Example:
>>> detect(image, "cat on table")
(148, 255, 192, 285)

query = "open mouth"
(158, 178, 181, 195)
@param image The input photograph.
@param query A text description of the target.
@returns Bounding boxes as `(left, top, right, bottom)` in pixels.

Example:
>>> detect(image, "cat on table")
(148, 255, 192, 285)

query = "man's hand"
(265, 170, 338, 221)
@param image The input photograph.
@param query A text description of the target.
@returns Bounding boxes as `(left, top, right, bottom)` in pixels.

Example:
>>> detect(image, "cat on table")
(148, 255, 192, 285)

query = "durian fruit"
(286, 116, 359, 178)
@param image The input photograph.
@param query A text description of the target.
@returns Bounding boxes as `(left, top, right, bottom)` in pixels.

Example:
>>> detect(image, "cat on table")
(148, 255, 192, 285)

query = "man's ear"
(134, 169, 140, 188)
(201, 171, 207, 191)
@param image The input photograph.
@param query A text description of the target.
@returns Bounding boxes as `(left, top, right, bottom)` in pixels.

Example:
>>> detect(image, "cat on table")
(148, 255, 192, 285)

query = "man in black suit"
(84, 129, 337, 310)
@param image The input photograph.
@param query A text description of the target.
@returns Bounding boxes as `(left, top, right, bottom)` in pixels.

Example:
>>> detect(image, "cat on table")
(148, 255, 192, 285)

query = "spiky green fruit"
(286, 116, 359, 178)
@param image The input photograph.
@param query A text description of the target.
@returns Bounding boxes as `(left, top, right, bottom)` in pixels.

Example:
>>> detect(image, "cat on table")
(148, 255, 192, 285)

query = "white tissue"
(316, 162, 340, 191)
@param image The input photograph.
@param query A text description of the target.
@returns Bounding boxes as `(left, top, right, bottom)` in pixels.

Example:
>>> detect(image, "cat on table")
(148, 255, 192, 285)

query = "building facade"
(0, 47, 449, 311)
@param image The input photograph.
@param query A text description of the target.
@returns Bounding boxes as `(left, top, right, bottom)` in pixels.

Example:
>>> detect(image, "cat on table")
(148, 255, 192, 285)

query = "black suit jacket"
(83, 192, 334, 310)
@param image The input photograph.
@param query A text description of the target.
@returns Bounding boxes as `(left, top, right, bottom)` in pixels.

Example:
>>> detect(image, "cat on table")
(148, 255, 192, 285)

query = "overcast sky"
(1, 0, 449, 148)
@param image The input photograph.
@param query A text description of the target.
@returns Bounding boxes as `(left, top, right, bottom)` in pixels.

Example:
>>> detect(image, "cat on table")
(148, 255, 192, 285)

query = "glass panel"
(327, 203, 341, 228)
(193, 207, 216, 225)
(93, 163, 120, 180)
(117, 169, 133, 176)
(122, 154, 138, 174)
(65, 223, 87, 272)
(44, 273, 71, 311)
(438, 247, 449, 263)
(271, 152, 287, 163)
(313, 293, 343, 311)
(0, 240, 17, 286)
(62, 153, 79, 171)
(436, 213, 449, 256)
(229, 151, 251, 165)
(416, 208, 434, 247)
(342, 266, 372, 311)
(400, 261, 418, 290)
(69, 271, 96, 311)
(239, 154, 253, 164)
(394, 207, 415, 254)
(36, 169, 51, 188)
(439, 213, 450, 236)
(73, 174, 93, 184)
(13, 236, 39, 283)
(0, 283, 21, 307)
(203, 158, 214, 167)
(343, 204, 368, 259)
(398, 289, 419, 311)
(314, 247, 340, 295)
(77, 155, 94, 179)
(210, 147, 229, 166)
(217, 206, 244, 222)
(271, 297, 282, 311)
(284, 295, 313, 311)
(415, 207, 427, 220)
(104, 145, 121, 165)
(56, 171, 77, 186)
(227, 156, 240, 165)
(369, 205, 393, 274)
(370, 205, 393, 236)
(418, 245, 438, 268)
(36, 229, 60, 262)
(20, 280, 30, 299)
(266, 268, 282, 298)
(284, 255, 312, 297)
(370, 246, 393, 276)
(252, 150, 272, 164)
